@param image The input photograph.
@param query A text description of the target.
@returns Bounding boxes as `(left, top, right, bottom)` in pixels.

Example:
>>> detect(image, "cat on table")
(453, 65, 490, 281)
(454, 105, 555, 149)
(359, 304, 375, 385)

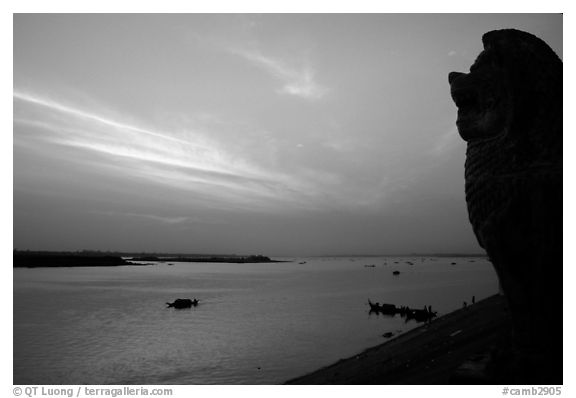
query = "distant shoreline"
(129, 255, 287, 264)
(13, 254, 136, 268)
(311, 253, 488, 258)
(13, 252, 285, 268)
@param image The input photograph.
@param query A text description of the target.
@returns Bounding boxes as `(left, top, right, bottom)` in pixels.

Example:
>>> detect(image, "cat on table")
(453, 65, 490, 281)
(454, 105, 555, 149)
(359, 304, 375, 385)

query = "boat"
(166, 298, 199, 309)
(368, 299, 397, 315)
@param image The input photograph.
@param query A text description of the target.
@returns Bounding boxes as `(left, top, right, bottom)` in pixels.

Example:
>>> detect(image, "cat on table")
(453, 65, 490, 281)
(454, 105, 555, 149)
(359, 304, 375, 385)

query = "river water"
(13, 257, 498, 384)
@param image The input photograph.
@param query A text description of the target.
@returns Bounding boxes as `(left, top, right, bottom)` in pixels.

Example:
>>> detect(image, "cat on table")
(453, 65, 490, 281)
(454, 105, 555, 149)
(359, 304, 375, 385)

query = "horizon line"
(13, 249, 487, 258)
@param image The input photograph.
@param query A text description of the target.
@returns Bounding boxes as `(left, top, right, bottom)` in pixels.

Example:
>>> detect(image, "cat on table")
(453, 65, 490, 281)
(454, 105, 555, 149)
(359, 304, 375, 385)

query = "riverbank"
(286, 294, 511, 384)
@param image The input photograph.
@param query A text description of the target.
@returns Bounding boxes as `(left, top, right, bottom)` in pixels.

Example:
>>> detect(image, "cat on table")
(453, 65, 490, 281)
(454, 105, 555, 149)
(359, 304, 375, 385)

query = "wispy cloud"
(92, 210, 227, 225)
(229, 48, 328, 100)
(13, 91, 325, 212)
(14, 92, 193, 147)
(98, 211, 191, 224)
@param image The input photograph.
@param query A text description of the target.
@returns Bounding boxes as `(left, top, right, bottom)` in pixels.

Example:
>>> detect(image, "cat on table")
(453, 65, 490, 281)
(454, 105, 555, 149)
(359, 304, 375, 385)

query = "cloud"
(99, 211, 191, 224)
(15, 90, 407, 215)
(91, 210, 228, 225)
(14, 92, 193, 147)
(229, 48, 328, 100)
(13, 91, 326, 212)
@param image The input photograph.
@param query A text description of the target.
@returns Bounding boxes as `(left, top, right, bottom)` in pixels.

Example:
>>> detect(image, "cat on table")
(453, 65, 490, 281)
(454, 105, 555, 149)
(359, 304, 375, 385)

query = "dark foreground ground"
(286, 294, 513, 384)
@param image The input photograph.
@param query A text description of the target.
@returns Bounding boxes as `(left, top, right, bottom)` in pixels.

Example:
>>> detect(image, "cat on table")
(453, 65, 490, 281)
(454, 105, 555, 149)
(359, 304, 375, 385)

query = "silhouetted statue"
(449, 29, 562, 383)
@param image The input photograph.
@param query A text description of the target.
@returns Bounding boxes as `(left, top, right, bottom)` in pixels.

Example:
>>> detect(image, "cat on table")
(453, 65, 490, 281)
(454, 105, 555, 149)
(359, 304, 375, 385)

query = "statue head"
(449, 29, 562, 152)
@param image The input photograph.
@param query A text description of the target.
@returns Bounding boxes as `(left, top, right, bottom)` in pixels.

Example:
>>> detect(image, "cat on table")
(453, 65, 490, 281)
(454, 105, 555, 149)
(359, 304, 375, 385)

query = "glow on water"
(13, 257, 498, 384)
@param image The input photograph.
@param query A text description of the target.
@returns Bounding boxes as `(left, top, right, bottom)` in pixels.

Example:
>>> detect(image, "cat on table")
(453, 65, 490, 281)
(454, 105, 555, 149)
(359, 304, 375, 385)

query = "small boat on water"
(405, 308, 437, 323)
(368, 300, 437, 323)
(368, 300, 397, 315)
(166, 298, 199, 309)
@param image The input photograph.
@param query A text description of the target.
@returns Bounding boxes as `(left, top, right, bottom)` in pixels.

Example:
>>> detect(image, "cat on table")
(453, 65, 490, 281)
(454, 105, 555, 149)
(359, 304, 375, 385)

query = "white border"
(4, 4, 571, 396)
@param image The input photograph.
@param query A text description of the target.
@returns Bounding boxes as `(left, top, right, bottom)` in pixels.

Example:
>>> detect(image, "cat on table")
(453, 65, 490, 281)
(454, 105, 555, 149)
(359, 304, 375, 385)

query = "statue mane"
(480, 29, 562, 163)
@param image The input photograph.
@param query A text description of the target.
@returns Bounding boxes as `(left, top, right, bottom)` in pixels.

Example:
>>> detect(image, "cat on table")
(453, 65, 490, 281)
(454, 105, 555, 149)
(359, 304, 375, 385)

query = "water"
(13, 257, 498, 384)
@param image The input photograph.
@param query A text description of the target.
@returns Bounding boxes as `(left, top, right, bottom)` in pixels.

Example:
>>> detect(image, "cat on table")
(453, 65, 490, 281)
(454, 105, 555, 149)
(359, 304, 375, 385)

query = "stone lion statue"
(448, 29, 562, 383)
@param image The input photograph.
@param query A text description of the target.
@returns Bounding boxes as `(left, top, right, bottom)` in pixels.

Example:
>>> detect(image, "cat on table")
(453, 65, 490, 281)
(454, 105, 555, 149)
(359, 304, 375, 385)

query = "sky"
(13, 14, 562, 256)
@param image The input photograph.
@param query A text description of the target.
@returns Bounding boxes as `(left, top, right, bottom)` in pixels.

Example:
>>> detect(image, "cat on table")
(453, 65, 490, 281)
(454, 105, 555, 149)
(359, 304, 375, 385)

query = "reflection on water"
(14, 257, 497, 384)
